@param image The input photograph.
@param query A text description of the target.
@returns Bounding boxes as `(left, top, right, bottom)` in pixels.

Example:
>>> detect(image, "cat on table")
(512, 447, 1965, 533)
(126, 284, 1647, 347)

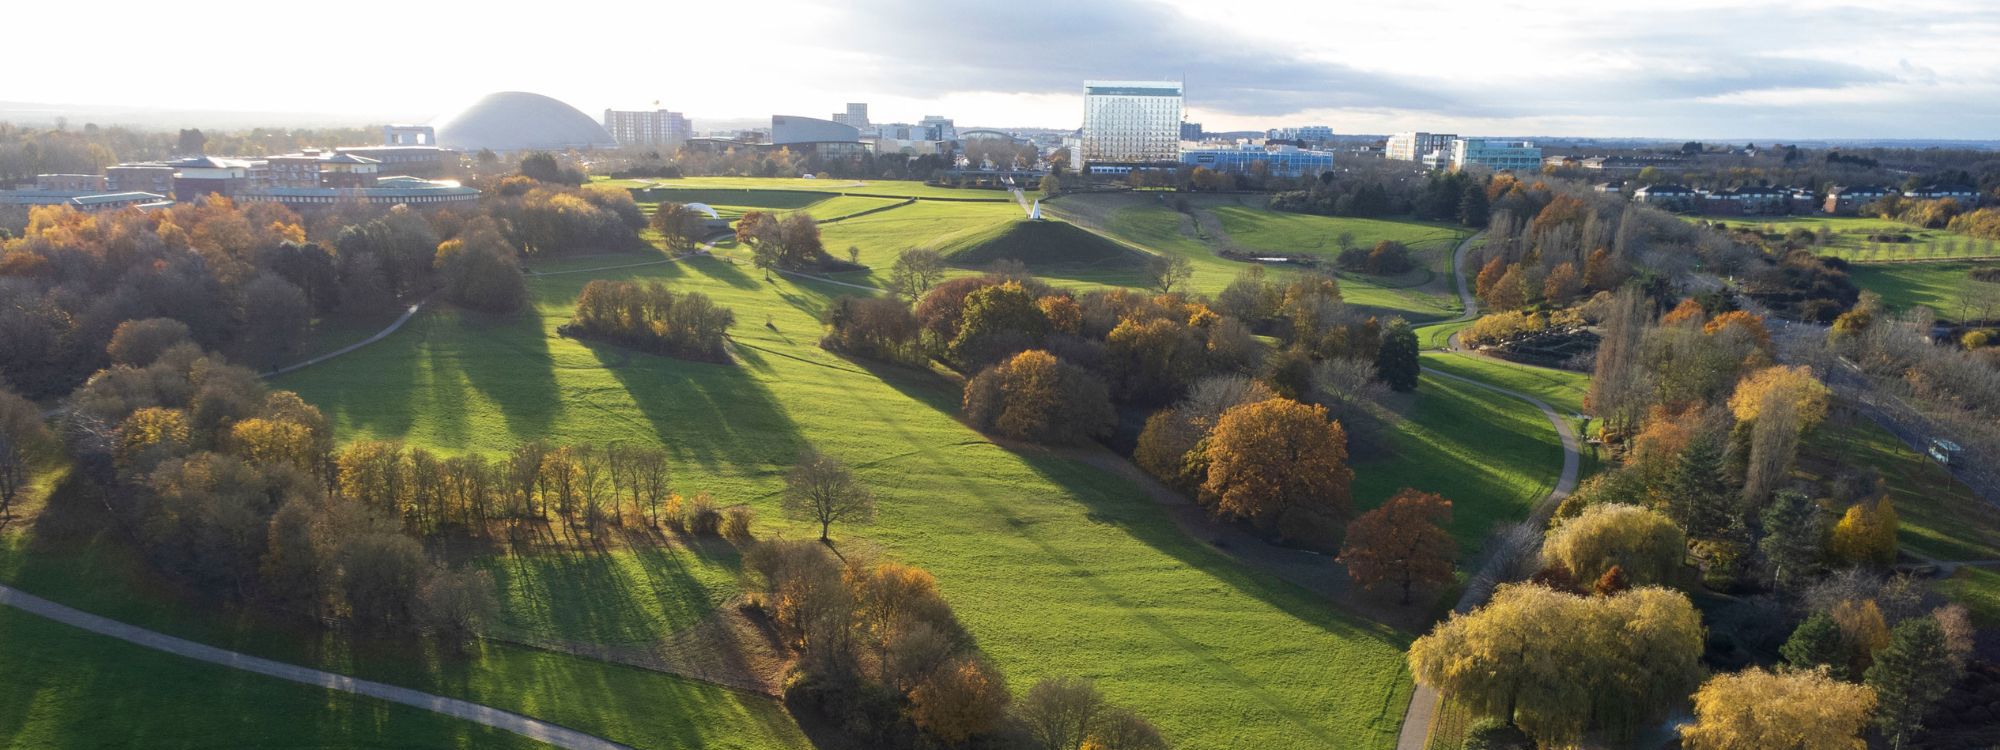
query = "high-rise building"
(1448, 139, 1542, 172)
(1386, 132, 1457, 162)
(602, 109, 693, 148)
(832, 103, 869, 130)
(1080, 80, 1183, 170)
(919, 115, 957, 141)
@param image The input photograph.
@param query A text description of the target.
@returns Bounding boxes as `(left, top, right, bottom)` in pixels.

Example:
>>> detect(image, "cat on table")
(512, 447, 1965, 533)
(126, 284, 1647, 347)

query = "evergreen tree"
(1662, 432, 1735, 543)
(1760, 489, 1825, 590)
(1374, 318, 1420, 392)
(1781, 612, 1849, 679)
(1458, 180, 1490, 228)
(1865, 617, 1954, 749)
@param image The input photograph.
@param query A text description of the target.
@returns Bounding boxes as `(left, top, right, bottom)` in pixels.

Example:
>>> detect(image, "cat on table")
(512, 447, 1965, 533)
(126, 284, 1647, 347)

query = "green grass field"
(270, 257, 1417, 750)
(1350, 355, 1574, 550)
(1045, 193, 1466, 319)
(1799, 419, 2000, 562)
(1845, 262, 2000, 323)
(0, 530, 811, 750)
(1692, 215, 1996, 262)
(0, 605, 549, 750)
(1936, 567, 2000, 626)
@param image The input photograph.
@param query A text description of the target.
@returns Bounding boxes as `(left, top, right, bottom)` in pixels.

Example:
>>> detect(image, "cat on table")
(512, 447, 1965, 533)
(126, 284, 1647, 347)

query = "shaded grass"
(0, 605, 548, 750)
(274, 256, 1418, 750)
(1935, 567, 2000, 626)
(603, 175, 1027, 200)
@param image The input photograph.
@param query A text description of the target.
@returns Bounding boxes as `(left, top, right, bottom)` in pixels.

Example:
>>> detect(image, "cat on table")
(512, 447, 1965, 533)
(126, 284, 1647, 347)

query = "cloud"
(821, 0, 1460, 116)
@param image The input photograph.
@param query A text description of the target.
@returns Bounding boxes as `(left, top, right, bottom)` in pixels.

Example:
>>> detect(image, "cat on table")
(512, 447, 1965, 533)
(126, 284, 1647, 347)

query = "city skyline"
(6, 0, 2000, 139)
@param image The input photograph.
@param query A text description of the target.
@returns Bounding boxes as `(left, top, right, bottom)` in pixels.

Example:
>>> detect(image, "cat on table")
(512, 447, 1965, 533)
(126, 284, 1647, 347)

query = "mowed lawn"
(1797, 419, 2000, 563)
(0, 605, 548, 750)
(1352, 358, 1572, 550)
(1846, 262, 2000, 322)
(275, 256, 1417, 750)
(1693, 215, 1994, 262)
(1046, 192, 1466, 318)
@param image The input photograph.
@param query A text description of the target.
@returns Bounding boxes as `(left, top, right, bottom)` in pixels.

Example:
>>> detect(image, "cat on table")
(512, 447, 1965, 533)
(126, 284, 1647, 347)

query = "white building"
(1079, 80, 1183, 171)
(603, 109, 692, 148)
(831, 103, 869, 130)
(1385, 132, 1458, 162)
(1449, 139, 1543, 173)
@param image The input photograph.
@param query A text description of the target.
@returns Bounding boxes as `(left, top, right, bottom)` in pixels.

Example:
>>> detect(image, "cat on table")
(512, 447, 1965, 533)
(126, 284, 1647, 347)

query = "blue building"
(1179, 144, 1334, 178)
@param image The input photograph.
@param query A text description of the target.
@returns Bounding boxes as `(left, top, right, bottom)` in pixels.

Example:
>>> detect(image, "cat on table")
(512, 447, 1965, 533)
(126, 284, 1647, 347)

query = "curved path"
(1395, 231, 1584, 750)
(0, 582, 631, 750)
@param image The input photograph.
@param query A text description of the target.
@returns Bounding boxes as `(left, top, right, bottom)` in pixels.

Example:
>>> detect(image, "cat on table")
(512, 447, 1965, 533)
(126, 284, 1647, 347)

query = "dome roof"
(431, 92, 615, 152)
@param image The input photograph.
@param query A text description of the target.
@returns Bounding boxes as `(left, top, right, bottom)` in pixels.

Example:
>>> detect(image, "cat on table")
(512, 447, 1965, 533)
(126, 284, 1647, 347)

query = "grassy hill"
(945, 218, 1145, 270)
(273, 257, 1419, 750)
(1846, 262, 2000, 322)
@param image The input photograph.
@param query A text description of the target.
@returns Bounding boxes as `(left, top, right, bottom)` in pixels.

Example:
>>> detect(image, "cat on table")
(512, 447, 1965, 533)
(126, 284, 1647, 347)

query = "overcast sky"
(9, 0, 1999, 139)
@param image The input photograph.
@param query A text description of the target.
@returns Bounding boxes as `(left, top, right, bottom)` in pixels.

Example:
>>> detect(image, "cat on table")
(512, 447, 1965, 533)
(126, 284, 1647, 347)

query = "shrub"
(685, 492, 720, 536)
(721, 505, 755, 541)
(663, 493, 687, 533)
(821, 295, 922, 364)
(564, 279, 734, 361)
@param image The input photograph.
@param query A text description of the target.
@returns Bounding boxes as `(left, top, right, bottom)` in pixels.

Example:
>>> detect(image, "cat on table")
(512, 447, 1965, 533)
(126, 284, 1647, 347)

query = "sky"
(7, 0, 2000, 140)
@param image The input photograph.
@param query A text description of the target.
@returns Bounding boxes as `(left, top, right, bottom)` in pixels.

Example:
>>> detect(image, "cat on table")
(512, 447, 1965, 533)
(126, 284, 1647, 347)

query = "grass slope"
(603, 175, 1026, 200)
(274, 256, 1416, 750)
(1691, 215, 1994, 262)
(0, 606, 547, 750)
(1846, 262, 2000, 323)
(1798, 419, 2000, 562)
(0, 529, 809, 750)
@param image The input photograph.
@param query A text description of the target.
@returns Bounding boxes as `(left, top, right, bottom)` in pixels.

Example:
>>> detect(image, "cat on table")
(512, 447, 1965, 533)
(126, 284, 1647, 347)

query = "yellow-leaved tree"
(1830, 499, 1899, 566)
(1680, 667, 1875, 750)
(1541, 503, 1687, 586)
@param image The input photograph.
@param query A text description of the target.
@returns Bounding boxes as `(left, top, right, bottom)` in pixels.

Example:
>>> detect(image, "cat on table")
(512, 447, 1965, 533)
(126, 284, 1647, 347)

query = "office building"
(1080, 80, 1183, 171)
(919, 115, 957, 141)
(1385, 132, 1457, 162)
(1267, 125, 1334, 144)
(1180, 144, 1335, 178)
(831, 103, 869, 130)
(771, 115, 862, 146)
(1181, 122, 1204, 141)
(603, 108, 693, 148)
(383, 125, 435, 146)
(1449, 139, 1542, 172)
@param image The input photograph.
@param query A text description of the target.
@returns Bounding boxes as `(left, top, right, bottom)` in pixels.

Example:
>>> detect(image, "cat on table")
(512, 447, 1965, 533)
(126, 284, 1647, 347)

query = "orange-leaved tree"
(1200, 397, 1353, 544)
(1339, 488, 1456, 604)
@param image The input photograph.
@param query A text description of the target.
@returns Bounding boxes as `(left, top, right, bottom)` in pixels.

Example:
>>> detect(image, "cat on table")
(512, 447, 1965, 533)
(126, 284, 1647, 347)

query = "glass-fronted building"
(1449, 139, 1543, 173)
(1080, 80, 1183, 171)
(1180, 144, 1335, 178)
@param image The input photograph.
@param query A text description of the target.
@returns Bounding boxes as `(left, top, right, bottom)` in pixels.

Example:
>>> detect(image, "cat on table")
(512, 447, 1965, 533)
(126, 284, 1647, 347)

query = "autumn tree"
(0, 387, 51, 519)
(1201, 397, 1353, 543)
(1143, 253, 1193, 294)
(1586, 288, 1653, 437)
(736, 210, 782, 279)
(948, 281, 1049, 367)
(1831, 598, 1892, 676)
(962, 350, 1115, 446)
(238, 274, 312, 371)
(1339, 489, 1456, 603)
(1830, 498, 1898, 566)
(649, 201, 709, 254)
(889, 248, 948, 300)
(909, 654, 1009, 745)
(1679, 667, 1875, 750)
(1542, 261, 1582, 305)
(1408, 584, 1706, 746)
(106, 318, 194, 366)
(780, 449, 875, 543)
(1866, 617, 1955, 749)
(1541, 503, 1686, 586)
(1017, 677, 1104, 750)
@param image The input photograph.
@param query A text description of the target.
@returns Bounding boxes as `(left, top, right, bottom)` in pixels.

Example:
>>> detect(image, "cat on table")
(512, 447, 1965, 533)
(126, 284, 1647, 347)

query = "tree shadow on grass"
(453, 306, 561, 445)
(593, 340, 808, 477)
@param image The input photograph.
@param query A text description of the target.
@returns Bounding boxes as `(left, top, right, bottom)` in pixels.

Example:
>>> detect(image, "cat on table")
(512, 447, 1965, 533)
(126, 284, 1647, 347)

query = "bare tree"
(889, 248, 948, 300)
(1143, 254, 1194, 294)
(781, 449, 875, 543)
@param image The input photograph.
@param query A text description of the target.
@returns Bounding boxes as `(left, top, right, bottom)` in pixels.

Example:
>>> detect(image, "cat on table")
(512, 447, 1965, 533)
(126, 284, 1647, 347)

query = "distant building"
(0, 188, 168, 212)
(34, 174, 105, 191)
(1079, 80, 1183, 172)
(1578, 154, 1690, 173)
(106, 164, 175, 194)
(831, 103, 869, 130)
(919, 115, 958, 141)
(263, 149, 381, 189)
(382, 125, 436, 146)
(1705, 185, 1792, 216)
(770, 115, 863, 147)
(169, 156, 254, 200)
(1385, 132, 1457, 162)
(1267, 125, 1334, 144)
(1181, 122, 1204, 141)
(1824, 185, 1896, 215)
(1449, 139, 1542, 173)
(603, 108, 693, 148)
(334, 146, 454, 178)
(1907, 184, 1981, 203)
(1180, 144, 1334, 178)
(235, 175, 479, 209)
(1633, 183, 1701, 211)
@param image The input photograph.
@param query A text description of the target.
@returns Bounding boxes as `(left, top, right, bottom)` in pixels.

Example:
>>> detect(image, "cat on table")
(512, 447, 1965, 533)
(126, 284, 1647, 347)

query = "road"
(0, 582, 630, 750)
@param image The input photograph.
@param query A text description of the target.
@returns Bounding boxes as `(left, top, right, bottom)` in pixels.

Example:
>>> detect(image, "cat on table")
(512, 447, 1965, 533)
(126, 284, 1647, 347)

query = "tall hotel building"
(603, 109, 693, 148)
(1385, 132, 1458, 162)
(1079, 80, 1183, 171)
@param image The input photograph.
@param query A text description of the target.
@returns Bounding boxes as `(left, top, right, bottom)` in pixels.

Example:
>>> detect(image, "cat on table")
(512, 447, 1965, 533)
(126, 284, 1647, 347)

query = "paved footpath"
(0, 582, 631, 750)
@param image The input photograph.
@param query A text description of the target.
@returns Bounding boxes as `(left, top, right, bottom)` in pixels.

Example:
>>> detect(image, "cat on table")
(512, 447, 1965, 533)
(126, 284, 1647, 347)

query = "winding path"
(1395, 231, 1584, 750)
(0, 582, 631, 750)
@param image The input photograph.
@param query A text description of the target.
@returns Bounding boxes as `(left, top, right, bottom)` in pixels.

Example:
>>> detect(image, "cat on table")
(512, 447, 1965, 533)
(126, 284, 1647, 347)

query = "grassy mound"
(946, 218, 1144, 270)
